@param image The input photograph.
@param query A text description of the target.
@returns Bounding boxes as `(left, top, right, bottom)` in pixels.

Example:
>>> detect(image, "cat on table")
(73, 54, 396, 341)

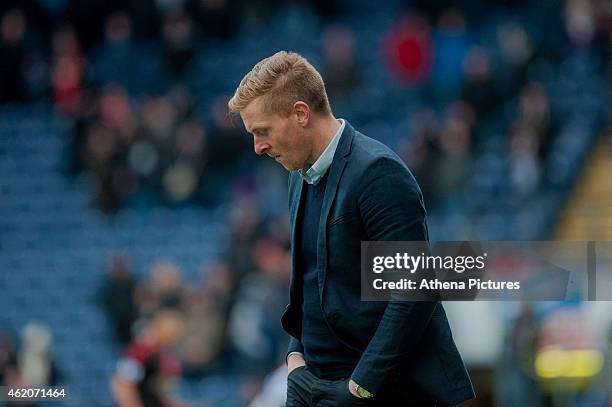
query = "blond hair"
(228, 51, 331, 116)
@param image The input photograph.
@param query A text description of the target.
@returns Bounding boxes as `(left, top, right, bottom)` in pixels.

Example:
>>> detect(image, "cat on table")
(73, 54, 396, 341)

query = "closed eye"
(252, 127, 270, 137)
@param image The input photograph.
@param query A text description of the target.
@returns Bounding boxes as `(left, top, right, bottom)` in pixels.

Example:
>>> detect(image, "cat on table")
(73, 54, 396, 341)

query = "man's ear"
(293, 101, 310, 127)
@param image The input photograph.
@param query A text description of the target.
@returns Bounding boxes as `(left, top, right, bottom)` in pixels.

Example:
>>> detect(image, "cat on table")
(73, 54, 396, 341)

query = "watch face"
(357, 387, 374, 399)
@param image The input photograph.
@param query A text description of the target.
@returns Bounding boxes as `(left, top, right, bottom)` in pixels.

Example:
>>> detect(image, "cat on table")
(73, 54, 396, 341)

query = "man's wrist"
(350, 379, 375, 399)
(286, 351, 304, 364)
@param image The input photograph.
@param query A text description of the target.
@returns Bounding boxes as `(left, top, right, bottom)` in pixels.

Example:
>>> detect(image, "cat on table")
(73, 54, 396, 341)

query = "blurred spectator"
(161, 9, 195, 77)
(111, 309, 185, 407)
(99, 254, 139, 344)
(199, 94, 252, 205)
(498, 21, 533, 68)
(509, 81, 558, 197)
(17, 322, 61, 387)
(495, 304, 542, 407)
(200, 261, 235, 319)
(509, 122, 542, 198)
(0, 328, 34, 407)
(51, 26, 85, 115)
(516, 82, 555, 157)
(206, 94, 252, 172)
(591, 0, 611, 73)
(383, 12, 433, 86)
(495, 21, 533, 101)
(223, 197, 262, 282)
(435, 100, 474, 208)
(90, 11, 162, 95)
(564, 0, 597, 48)
(0, 9, 28, 102)
(82, 84, 131, 212)
(0, 0, 52, 35)
(321, 24, 361, 102)
(166, 119, 206, 204)
(163, 160, 200, 204)
(399, 108, 442, 205)
(247, 364, 286, 407)
(0, 329, 18, 387)
(227, 237, 290, 376)
(179, 288, 226, 376)
(399, 98, 484, 215)
(431, 7, 469, 101)
(460, 46, 500, 136)
(137, 260, 185, 316)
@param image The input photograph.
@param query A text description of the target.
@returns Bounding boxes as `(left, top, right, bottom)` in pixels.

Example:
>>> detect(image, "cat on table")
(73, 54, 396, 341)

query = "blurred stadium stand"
(0, 0, 610, 406)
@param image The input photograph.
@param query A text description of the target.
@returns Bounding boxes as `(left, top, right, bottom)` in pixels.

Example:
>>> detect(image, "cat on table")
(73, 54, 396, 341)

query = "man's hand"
(287, 353, 306, 374)
(348, 379, 363, 398)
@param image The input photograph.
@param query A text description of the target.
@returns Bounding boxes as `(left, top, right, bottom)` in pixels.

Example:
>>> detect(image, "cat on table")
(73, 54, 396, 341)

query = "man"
(229, 51, 474, 406)
(110, 310, 186, 407)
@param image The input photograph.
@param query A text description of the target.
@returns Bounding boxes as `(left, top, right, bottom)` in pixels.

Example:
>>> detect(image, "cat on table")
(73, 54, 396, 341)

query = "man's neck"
(307, 116, 342, 165)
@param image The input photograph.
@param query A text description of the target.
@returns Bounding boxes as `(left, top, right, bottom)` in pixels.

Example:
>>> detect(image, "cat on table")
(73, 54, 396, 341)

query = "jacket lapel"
(288, 172, 304, 308)
(316, 122, 354, 303)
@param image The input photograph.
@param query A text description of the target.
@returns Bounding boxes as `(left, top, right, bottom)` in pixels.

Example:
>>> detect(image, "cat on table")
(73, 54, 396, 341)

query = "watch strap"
(355, 383, 375, 399)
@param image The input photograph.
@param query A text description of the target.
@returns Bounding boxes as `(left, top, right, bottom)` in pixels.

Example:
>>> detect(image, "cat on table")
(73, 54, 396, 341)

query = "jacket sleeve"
(350, 157, 438, 395)
(286, 337, 304, 362)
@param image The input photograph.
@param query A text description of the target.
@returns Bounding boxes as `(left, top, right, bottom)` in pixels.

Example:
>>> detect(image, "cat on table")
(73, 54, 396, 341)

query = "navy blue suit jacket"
(281, 122, 475, 405)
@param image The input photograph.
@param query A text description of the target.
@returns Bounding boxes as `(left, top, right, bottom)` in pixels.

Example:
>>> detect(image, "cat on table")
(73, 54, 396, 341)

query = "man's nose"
(254, 138, 271, 156)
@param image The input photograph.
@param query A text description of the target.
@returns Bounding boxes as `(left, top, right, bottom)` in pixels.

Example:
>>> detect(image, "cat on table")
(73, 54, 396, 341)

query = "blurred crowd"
(0, 0, 341, 213)
(1, 0, 609, 215)
(387, 1, 609, 214)
(98, 199, 292, 403)
(402, 79, 559, 213)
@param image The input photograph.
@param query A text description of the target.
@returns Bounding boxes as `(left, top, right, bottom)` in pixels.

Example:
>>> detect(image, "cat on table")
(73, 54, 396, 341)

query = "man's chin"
(280, 161, 299, 171)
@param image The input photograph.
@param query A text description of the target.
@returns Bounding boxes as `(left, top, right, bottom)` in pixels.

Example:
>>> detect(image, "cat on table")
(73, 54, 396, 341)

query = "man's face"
(240, 97, 309, 171)
(156, 313, 185, 348)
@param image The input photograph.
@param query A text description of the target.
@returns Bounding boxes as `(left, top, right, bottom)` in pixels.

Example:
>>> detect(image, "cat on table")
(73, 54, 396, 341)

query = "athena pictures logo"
(361, 241, 605, 301)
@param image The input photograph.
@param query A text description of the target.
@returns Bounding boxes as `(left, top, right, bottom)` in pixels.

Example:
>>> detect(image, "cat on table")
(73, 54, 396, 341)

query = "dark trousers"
(286, 365, 436, 407)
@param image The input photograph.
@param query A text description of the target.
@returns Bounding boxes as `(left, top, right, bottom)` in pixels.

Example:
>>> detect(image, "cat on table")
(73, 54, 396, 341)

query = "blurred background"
(0, 0, 611, 406)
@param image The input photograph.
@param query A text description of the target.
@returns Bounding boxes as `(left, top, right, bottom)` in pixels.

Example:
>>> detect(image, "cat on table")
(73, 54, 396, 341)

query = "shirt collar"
(299, 119, 345, 185)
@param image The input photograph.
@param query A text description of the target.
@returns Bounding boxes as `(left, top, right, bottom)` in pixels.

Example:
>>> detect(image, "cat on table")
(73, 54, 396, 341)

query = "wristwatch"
(354, 383, 375, 399)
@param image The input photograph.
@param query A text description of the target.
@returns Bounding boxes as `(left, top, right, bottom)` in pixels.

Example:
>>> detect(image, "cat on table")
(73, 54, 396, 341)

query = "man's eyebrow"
(250, 126, 269, 134)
